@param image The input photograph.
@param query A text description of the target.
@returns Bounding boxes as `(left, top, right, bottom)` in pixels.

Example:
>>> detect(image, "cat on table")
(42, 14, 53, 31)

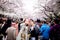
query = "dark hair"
(20, 18, 23, 21)
(30, 19, 34, 22)
(44, 21, 47, 24)
(54, 18, 60, 24)
(36, 19, 41, 23)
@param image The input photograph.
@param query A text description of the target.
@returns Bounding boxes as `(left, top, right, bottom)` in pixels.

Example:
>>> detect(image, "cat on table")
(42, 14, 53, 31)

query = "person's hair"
(54, 18, 60, 24)
(36, 19, 41, 23)
(30, 19, 34, 22)
(44, 21, 47, 24)
(20, 18, 23, 21)
(5, 18, 12, 27)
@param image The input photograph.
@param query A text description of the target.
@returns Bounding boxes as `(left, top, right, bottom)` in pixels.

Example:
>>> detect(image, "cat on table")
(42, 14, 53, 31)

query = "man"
(50, 19, 60, 40)
(1, 18, 11, 37)
(40, 21, 50, 40)
(6, 21, 16, 40)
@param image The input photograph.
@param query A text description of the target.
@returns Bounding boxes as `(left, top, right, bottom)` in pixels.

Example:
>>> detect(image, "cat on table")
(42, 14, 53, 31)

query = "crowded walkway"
(0, 14, 60, 40)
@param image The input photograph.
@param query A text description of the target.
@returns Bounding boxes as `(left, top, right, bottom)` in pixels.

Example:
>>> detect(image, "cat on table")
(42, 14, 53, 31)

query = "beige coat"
(6, 27, 16, 40)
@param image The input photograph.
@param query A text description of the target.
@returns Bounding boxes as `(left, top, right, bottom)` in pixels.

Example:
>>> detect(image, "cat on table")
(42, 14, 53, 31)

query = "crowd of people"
(0, 14, 60, 40)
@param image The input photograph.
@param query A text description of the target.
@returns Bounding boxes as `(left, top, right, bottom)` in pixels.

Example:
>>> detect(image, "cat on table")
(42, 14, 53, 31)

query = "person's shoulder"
(6, 27, 11, 32)
(9, 27, 16, 30)
(54, 24, 60, 28)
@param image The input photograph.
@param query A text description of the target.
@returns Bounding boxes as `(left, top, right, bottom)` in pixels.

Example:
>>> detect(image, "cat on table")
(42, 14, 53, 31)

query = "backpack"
(34, 25, 40, 36)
